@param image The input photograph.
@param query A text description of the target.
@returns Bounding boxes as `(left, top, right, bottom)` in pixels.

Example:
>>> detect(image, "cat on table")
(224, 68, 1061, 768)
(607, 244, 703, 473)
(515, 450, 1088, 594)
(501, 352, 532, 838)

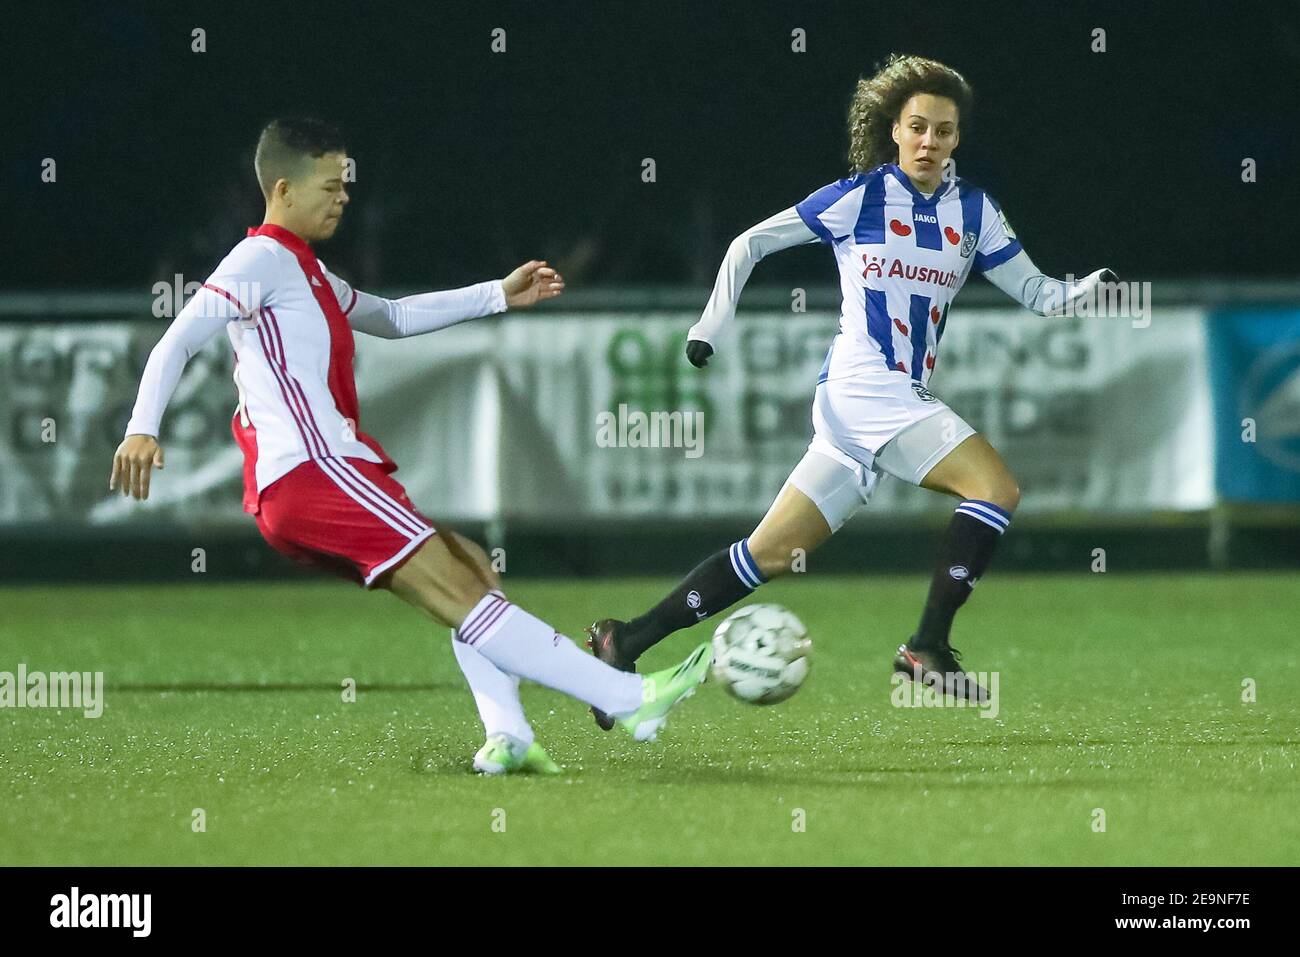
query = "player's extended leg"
(893, 430, 1020, 700)
(586, 446, 873, 729)
(451, 640, 562, 774)
(381, 534, 711, 741)
(435, 530, 557, 772)
(440, 528, 526, 740)
(615, 483, 833, 663)
(916, 433, 1020, 640)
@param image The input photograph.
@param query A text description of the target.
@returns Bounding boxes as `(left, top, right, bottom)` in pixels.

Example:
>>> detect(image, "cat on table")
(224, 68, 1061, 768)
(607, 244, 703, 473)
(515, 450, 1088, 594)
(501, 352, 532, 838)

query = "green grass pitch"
(1, 573, 1296, 866)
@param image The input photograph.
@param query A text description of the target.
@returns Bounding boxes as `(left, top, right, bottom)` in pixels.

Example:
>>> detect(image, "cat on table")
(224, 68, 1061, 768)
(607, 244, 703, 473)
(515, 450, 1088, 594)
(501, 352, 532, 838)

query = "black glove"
(686, 340, 714, 368)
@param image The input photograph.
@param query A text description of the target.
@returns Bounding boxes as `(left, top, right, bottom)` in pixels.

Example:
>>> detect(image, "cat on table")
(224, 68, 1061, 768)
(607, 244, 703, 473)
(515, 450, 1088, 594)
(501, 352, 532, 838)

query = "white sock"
(457, 593, 643, 716)
(450, 633, 533, 747)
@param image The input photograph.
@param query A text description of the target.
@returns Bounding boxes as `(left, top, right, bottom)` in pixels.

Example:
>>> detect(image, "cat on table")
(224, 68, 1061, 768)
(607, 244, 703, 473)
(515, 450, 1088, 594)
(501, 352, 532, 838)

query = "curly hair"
(847, 54, 973, 173)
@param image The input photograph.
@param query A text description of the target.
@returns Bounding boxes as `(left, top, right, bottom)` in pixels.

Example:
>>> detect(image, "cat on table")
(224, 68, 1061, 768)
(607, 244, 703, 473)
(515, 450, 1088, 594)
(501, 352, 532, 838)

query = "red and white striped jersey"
(127, 223, 506, 511)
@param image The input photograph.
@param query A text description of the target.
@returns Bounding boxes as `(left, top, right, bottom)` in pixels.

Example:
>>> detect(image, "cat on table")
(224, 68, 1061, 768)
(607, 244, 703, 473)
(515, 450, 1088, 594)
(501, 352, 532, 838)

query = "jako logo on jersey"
(861, 255, 959, 289)
(914, 213, 938, 224)
(911, 382, 938, 402)
(948, 565, 970, 581)
(686, 590, 702, 609)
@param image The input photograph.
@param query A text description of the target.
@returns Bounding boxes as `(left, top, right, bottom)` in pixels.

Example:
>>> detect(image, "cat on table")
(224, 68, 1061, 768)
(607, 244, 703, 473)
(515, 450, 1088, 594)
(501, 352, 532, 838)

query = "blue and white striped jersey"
(795, 163, 1021, 385)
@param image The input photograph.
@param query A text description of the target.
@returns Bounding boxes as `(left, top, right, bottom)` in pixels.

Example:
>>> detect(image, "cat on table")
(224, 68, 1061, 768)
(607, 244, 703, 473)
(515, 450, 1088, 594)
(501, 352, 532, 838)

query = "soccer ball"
(710, 604, 811, 705)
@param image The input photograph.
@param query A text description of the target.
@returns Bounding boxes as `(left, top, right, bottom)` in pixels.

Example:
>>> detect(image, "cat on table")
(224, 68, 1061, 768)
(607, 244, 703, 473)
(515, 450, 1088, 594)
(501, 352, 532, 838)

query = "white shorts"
(781, 372, 976, 531)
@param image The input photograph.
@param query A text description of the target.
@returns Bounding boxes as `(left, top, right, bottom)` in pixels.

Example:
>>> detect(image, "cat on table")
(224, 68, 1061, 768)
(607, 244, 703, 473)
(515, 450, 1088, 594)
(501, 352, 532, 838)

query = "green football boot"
(616, 642, 713, 742)
(473, 733, 562, 775)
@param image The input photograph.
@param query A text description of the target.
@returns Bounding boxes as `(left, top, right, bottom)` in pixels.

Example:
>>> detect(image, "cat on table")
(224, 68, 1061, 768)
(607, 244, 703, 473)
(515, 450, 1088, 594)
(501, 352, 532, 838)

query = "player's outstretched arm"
(345, 261, 564, 340)
(983, 252, 1118, 316)
(109, 285, 239, 501)
(686, 206, 817, 367)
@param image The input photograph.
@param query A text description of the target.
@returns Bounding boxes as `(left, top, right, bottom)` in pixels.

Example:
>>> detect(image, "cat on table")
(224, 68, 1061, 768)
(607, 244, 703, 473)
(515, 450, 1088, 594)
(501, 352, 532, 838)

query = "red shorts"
(253, 457, 437, 588)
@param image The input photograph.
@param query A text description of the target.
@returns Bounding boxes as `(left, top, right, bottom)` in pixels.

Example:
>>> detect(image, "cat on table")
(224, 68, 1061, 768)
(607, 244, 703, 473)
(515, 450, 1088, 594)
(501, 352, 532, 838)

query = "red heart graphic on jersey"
(895, 361, 907, 372)
(944, 226, 961, 245)
(930, 306, 941, 324)
(893, 318, 909, 335)
(925, 354, 935, 370)
(890, 219, 913, 237)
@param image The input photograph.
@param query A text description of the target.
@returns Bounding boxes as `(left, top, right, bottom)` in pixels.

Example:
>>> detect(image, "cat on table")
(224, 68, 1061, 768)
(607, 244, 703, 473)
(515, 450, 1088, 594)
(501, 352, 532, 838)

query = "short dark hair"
(254, 117, 347, 199)
(847, 54, 973, 173)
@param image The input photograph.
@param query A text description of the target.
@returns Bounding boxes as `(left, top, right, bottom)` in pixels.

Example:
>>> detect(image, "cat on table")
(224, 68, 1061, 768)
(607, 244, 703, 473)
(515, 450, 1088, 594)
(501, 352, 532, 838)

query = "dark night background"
(6, 0, 1298, 293)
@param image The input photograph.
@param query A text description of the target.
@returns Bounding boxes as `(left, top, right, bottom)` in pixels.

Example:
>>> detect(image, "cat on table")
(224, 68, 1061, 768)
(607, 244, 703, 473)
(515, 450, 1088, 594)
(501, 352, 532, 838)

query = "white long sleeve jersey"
(687, 163, 1112, 386)
(126, 223, 506, 510)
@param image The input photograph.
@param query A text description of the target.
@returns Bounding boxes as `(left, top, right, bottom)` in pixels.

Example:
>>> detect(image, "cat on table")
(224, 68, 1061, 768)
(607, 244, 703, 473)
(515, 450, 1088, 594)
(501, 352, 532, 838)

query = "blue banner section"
(1208, 309, 1300, 502)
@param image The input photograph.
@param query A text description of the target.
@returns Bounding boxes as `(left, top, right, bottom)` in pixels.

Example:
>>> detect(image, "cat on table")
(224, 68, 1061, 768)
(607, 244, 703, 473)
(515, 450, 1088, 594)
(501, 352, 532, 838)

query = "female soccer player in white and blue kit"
(588, 54, 1115, 721)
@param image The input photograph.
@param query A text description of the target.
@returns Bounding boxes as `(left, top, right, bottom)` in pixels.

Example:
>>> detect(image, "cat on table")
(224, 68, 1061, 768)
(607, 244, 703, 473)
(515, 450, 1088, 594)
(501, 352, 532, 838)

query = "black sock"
(622, 539, 766, 660)
(913, 500, 1013, 651)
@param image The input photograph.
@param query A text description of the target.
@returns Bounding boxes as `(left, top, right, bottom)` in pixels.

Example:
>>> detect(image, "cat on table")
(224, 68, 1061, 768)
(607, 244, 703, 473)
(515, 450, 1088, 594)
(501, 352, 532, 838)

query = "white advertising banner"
(0, 307, 1213, 527)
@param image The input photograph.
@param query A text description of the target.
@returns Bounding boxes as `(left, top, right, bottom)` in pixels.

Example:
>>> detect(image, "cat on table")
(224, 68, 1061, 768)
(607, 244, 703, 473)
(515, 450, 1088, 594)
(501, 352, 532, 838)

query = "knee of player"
(983, 478, 1020, 512)
(425, 558, 494, 620)
(449, 582, 494, 628)
(960, 468, 1020, 512)
(1003, 478, 1022, 511)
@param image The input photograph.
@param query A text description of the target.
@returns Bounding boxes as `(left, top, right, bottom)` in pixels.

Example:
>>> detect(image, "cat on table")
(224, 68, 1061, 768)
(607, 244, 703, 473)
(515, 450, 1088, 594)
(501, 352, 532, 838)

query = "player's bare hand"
(503, 260, 565, 308)
(109, 434, 165, 501)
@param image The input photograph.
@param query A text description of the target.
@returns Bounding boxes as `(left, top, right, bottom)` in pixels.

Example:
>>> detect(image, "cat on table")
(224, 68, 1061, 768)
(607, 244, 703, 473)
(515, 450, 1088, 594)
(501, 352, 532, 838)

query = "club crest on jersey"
(960, 231, 977, 258)
(910, 382, 938, 403)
